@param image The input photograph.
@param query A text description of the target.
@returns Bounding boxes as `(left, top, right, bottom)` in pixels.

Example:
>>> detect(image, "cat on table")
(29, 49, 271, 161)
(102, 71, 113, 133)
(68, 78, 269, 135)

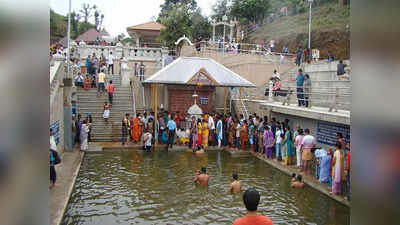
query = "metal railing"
(242, 85, 351, 111)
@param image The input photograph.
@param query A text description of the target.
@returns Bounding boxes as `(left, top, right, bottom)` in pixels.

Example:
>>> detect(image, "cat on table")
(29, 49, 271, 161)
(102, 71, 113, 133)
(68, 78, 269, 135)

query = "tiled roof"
(143, 57, 255, 87)
(75, 28, 110, 42)
(127, 21, 166, 31)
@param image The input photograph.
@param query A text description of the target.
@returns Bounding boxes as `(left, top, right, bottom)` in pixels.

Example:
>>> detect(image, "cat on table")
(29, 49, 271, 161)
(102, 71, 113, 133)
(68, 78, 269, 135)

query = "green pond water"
(61, 151, 349, 225)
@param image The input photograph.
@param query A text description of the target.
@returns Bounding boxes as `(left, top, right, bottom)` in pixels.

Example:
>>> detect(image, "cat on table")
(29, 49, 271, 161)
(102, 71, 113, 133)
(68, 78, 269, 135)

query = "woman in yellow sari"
(202, 119, 209, 148)
(197, 118, 203, 147)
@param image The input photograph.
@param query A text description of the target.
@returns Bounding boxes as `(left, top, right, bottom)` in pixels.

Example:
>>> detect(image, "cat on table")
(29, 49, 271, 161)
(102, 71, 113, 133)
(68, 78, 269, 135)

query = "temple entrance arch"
(212, 19, 235, 43)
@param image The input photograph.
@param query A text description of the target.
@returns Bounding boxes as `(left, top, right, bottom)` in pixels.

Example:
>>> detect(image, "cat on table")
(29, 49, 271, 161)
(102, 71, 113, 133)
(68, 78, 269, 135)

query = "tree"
(158, 5, 193, 49)
(191, 9, 212, 40)
(231, 0, 271, 24)
(158, 0, 198, 21)
(211, 0, 233, 21)
(79, 3, 96, 23)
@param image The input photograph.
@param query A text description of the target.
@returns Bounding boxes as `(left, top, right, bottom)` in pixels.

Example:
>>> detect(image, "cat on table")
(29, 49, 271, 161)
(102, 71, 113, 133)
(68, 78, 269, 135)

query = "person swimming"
(291, 174, 305, 188)
(194, 167, 209, 187)
(230, 173, 242, 193)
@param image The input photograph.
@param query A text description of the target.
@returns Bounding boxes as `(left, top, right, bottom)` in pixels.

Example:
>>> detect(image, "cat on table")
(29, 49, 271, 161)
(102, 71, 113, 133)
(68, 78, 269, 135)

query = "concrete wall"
(50, 60, 65, 153)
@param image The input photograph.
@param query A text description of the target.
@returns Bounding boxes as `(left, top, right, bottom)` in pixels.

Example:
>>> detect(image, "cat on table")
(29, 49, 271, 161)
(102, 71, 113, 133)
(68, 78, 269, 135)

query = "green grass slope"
(248, 2, 350, 59)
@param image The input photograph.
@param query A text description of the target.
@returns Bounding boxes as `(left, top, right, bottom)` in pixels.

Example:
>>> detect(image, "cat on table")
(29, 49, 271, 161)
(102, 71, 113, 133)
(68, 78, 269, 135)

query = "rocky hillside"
(247, 2, 350, 60)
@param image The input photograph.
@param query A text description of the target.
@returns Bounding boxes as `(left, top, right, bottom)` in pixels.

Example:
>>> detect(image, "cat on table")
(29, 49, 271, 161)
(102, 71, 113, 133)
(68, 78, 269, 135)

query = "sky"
(50, 0, 216, 36)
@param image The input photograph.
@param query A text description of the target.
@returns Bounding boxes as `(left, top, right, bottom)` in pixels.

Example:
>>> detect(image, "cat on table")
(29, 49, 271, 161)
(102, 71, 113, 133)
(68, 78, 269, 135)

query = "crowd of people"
(118, 109, 350, 200)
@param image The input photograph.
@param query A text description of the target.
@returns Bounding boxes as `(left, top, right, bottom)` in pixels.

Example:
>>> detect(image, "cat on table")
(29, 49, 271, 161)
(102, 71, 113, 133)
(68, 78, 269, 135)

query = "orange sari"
(132, 117, 140, 142)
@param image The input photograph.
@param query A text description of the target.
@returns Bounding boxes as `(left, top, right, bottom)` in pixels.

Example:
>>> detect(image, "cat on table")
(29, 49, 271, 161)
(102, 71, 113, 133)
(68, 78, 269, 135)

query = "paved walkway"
(50, 149, 84, 225)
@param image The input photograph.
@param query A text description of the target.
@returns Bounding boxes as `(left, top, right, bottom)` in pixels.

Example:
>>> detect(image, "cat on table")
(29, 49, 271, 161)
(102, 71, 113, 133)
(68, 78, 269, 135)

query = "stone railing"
(50, 55, 65, 106)
(73, 41, 168, 62)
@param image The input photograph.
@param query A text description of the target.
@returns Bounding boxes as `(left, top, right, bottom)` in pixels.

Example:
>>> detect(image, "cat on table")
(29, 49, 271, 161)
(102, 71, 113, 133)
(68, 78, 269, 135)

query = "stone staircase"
(76, 74, 145, 142)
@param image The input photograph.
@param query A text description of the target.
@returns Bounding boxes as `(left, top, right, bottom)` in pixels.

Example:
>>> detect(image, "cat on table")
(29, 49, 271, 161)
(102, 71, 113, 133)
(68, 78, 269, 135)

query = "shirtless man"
(194, 167, 209, 187)
(291, 174, 305, 188)
(229, 173, 242, 193)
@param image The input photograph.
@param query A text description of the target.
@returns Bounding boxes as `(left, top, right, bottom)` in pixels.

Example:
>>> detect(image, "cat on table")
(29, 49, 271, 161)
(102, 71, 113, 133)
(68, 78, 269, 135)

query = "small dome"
(187, 103, 203, 115)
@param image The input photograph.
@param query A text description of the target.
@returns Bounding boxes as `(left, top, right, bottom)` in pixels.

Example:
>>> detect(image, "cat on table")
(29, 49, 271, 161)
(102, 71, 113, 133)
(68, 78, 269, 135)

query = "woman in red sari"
(131, 114, 140, 143)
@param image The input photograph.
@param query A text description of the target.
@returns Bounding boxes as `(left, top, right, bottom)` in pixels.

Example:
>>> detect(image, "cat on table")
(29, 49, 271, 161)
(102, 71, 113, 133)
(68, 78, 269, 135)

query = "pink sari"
(332, 150, 342, 194)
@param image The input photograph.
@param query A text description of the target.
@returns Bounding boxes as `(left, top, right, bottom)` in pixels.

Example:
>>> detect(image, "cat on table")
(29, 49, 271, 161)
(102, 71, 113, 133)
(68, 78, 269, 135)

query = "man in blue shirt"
(166, 114, 177, 149)
(295, 69, 305, 107)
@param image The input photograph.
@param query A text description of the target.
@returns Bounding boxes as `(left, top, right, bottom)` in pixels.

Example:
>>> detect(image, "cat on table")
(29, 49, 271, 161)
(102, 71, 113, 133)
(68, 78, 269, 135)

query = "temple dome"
(187, 103, 203, 115)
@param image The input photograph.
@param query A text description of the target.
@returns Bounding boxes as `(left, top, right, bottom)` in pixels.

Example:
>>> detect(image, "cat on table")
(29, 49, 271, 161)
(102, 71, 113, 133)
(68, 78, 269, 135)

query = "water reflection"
(62, 151, 350, 225)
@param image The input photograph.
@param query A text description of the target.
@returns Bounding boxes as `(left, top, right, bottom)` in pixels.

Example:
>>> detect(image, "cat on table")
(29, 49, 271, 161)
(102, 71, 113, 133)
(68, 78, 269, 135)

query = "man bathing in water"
(194, 167, 209, 187)
(291, 174, 304, 188)
(230, 173, 242, 193)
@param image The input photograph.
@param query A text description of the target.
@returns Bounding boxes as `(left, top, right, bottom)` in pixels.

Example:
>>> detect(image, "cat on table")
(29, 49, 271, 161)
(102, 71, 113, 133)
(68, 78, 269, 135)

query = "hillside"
(247, 2, 350, 59)
(50, 9, 95, 44)
(50, 9, 67, 44)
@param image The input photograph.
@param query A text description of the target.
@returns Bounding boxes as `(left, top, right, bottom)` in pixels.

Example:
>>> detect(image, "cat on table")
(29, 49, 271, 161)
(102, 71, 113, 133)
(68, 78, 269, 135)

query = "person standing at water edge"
(275, 124, 283, 161)
(216, 116, 223, 148)
(80, 120, 90, 151)
(167, 114, 177, 149)
(330, 142, 345, 195)
(143, 129, 152, 152)
(122, 114, 129, 146)
(230, 173, 242, 193)
(301, 129, 316, 175)
(233, 188, 273, 225)
(294, 129, 304, 169)
(194, 167, 209, 187)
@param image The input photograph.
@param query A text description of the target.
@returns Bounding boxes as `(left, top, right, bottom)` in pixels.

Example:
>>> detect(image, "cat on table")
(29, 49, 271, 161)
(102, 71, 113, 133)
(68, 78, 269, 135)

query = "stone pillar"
(230, 25, 233, 41)
(78, 40, 87, 59)
(268, 80, 274, 101)
(136, 36, 140, 47)
(161, 48, 169, 68)
(120, 58, 130, 87)
(115, 42, 123, 59)
(212, 24, 215, 42)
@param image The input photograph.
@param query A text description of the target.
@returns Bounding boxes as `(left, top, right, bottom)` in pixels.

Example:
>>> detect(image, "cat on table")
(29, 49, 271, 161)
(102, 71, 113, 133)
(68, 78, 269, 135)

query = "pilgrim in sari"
(240, 121, 248, 150)
(331, 143, 345, 195)
(216, 118, 223, 148)
(197, 119, 203, 147)
(132, 114, 140, 142)
(191, 117, 198, 149)
(264, 127, 274, 158)
(202, 120, 209, 148)
(282, 127, 293, 165)
(319, 154, 331, 183)
(228, 120, 235, 148)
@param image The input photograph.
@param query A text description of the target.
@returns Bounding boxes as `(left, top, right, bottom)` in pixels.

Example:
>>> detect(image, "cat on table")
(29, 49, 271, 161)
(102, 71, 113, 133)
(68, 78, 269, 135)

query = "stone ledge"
(251, 152, 350, 208)
(260, 102, 350, 125)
